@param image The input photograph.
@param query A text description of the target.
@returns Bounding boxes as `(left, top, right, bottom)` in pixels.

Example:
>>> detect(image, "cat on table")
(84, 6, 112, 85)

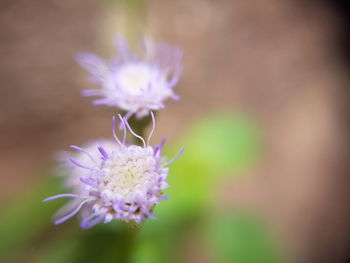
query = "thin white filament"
(123, 117, 146, 148)
(147, 111, 155, 146)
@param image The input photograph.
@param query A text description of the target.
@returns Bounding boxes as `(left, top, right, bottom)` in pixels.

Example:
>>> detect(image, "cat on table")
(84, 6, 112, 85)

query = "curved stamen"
(117, 114, 126, 144)
(54, 198, 93, 225)
(43, 193, 81, 202)
(162, 146, 185, 167)
(123, 111, 133, 121)
(147, 112, 156, 146)
(53, 199, 81, 220)
(118, 111, 133, 130)
(123, 117, 146, 148)
(69, 158, 93, 170)
(112, 116, 123, 146)
(70, 145, 97, 165)
(80, 213, 105, 229)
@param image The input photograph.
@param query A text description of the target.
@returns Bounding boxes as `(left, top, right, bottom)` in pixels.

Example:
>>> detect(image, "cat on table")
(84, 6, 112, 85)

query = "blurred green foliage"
(0, 177, 64, 262)
(103, 0, 144, 8)
(0, 113, 283, 263)
(205, 212, 282, 263)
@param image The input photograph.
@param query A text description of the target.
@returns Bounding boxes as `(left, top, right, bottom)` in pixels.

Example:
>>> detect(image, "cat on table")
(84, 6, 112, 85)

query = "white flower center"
(115, 63, 159, 95)
(102, 146, 156, 199)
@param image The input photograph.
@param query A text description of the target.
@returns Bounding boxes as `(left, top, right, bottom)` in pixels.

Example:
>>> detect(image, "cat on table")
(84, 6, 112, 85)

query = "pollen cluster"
(102, 146, 158, 199)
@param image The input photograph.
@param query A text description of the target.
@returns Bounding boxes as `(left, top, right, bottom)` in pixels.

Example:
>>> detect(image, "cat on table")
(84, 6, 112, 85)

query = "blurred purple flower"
(44, 113, 184, 228)
(77, 36, 183, 119)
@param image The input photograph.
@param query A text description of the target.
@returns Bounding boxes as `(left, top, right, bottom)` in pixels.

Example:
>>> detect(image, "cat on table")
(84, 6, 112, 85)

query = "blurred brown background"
(1, 0, 350, 262)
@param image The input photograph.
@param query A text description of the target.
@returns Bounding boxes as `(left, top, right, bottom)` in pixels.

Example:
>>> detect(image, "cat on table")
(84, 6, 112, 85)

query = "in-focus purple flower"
(77, 36, 183, 119)
(44, 113, 184, 229)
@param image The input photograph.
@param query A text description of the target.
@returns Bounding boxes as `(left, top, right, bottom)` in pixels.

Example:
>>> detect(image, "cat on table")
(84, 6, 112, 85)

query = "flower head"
(45, 113, 184, 228)
(77, 36, 183, 119)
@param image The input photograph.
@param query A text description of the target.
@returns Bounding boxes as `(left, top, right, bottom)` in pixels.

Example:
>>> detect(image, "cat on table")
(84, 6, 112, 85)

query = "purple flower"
(44, 113, 184, 228)
(77, 36, 183, 119)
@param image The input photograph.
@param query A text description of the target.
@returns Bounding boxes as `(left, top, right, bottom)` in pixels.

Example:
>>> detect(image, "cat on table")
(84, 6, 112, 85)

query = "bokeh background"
(1, 0, 350, 262)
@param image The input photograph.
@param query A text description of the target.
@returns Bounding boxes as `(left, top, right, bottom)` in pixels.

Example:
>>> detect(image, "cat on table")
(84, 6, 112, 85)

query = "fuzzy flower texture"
(44, 113, 184, 229)
(77, 36, 182, 119)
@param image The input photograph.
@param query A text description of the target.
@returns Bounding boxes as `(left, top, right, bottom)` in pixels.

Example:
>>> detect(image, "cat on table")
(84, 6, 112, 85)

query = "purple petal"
(80, 213, 105, 229)
(81, 89, 103, 97)
(92, 98, 110, 105)
(76, 52, 109, 80)
(70, 145, 97, 165)
(157, 195, 169, 201)
(43, 193, 81, 202)
(80, 177, 97, 188)
(69, 158, 92, 170)
(98, 146, 109, 160)
(54, 198, 93, 225)
(162, 146, 185, 167)
(114, 35, 131, 61)
(154, 136, 167, 156)
(144, 211, 157, 219)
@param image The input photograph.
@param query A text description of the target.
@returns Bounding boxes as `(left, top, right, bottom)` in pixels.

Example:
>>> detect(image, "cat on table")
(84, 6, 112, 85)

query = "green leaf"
(158, 112, 261, 219)
(204, 211, 282, 263)
(34, 233, 80, 263)
(134, 112, 263, 263)
(0, 176, 65, 262)
(181, 113, 260, 174)
(131, 240, 162, 263)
